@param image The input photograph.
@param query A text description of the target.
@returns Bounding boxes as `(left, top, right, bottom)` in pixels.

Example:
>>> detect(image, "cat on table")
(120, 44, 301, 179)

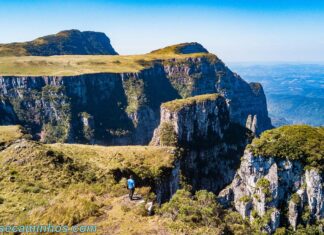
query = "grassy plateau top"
(0, 43, 215, 76)
(161, 93, 222, 112)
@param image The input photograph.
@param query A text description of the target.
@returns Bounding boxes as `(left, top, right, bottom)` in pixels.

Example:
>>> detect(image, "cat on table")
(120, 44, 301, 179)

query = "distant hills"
(230, 63, 324, 127)
(0, 29, 118, 56)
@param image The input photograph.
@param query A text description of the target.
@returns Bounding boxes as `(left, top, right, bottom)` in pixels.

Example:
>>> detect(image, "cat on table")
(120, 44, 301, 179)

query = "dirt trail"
(75, 193, 170, 235)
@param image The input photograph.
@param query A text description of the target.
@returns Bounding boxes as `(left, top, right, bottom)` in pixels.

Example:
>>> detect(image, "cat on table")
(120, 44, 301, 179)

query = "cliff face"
(218, 126, 324, 233)
(151, 94, 251, 193)
(0, 30, 118, 56)
(0, 65, 179, 144)
(164, 56, 272, 135)
(0, 44, 271, 144)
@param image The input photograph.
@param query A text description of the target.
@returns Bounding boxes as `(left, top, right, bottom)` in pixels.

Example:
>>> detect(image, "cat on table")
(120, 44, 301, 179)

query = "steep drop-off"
(151, 94, 251, 194)
(0, 43, 272, 144)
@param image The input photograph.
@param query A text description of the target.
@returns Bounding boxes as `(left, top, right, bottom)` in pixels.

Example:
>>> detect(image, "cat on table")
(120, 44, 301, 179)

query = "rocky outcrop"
(305, 169, 324, 220)
(151, 94, 250, 193)
(0, 29, 118, 56)
(151, 94, 229, 146)
(163, 56, 272, 135)
(218, 150, 324, 233)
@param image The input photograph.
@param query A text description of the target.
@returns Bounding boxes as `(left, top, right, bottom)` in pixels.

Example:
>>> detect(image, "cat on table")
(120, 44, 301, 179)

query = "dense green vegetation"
(160, 189, 252, 235)
(249, 125, 324, 171)
(122, 77, 146, 114)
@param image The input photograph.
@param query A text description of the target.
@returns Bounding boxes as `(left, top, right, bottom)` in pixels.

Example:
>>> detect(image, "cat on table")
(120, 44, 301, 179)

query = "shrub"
(252, 208, 275, 232)
(0, 197, 4, 204)
(223, 211, 252, 235)
(159, 122, 177, 146)
(290, 193, 301, 204)
(256, 178, 271, 195)
(274, 227, 287, 235)
(301, 206, 311, 224)
(133, 203, 148, 216)
(251, 209, 259, 218)
(239, 195, 251, 203)
(160, 189, 223, 232)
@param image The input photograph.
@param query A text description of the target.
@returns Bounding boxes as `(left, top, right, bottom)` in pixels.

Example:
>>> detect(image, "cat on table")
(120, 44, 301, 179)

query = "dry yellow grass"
(79, 194, 170, 235)
(0, 139, 178, 226)
(0, 125, 24, 144)
(48, 144, 177, 178)
(0, 52, 209, 76)
(162, 93, 221, 112)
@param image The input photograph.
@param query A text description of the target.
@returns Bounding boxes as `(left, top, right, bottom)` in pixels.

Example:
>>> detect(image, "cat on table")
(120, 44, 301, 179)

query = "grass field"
(0, 51, 211, 76)
(0, 125, 24, 144)
(49, 143, 177, 178)
(0, 125, 178, 229)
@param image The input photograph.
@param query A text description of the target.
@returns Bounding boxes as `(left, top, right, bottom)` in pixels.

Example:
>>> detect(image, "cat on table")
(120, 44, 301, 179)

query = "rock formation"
(151, 94, 251, 193)
(218, 125, 324, 233)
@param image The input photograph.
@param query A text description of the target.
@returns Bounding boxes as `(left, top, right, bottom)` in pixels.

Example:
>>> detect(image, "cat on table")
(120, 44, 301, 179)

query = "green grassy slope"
(0, 126, 177, 228)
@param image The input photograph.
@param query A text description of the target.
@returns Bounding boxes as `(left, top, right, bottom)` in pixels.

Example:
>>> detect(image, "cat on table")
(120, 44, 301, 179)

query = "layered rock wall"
(0, 54, 271, 144)
(151, 94, 250, 193)
(218, 151, 324, 233)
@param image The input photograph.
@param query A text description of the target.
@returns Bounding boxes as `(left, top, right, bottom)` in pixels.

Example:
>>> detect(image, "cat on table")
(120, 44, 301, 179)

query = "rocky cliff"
(151, 94, 251, 193)
(0, 65, 179, 144)
(0, 43, 271, 144)
(218, 125, 324, 233)
(0, 29, 118, 56)
(162, 54, 272, 135)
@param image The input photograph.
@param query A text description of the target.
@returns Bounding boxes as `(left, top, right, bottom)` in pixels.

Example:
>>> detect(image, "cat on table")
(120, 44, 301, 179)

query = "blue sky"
(0, 0, 324, 62)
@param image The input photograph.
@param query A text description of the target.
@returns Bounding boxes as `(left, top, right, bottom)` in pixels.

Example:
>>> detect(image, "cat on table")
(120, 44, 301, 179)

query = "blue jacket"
(127, 179, 135, 189)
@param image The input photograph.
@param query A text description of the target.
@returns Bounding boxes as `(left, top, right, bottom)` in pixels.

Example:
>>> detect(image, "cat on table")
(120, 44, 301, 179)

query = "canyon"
(0, 30, 322, 234)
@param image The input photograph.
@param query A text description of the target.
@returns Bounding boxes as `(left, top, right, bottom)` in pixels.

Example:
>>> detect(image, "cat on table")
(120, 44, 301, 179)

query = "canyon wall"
(0, 53, 271, 144)
(151, 94, 251, 193)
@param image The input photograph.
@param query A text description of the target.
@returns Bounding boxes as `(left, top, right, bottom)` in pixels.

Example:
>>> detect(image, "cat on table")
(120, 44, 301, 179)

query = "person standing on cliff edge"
(127, 175, 135, 200)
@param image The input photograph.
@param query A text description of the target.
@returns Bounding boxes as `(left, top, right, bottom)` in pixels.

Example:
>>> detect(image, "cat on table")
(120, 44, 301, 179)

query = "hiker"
(127, 175, 135, 200)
